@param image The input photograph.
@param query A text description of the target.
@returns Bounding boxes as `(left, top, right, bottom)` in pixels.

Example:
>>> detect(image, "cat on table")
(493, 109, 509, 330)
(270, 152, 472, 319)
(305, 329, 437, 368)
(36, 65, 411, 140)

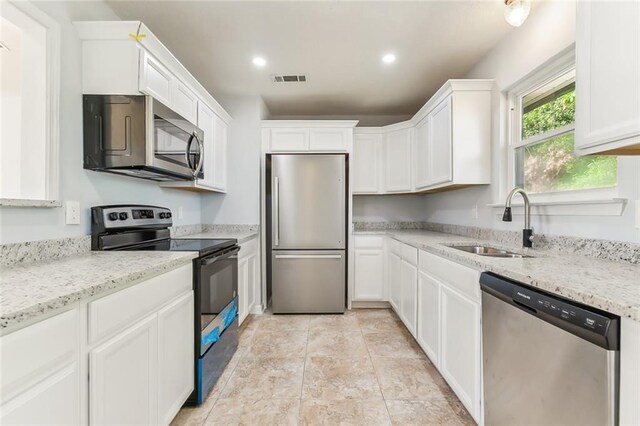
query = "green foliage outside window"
(517, 89, 617, 193)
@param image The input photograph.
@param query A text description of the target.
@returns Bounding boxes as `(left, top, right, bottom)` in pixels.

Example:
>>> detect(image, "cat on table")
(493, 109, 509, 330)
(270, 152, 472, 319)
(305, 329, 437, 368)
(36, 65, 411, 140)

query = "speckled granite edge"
(354, 221, 640, 264)
(202, 224, 260, 234)
(1, 236, 91, 268)
(0, 198, 62, 207)
(0, 252, 197, 330)
(170, 224, 206, 237)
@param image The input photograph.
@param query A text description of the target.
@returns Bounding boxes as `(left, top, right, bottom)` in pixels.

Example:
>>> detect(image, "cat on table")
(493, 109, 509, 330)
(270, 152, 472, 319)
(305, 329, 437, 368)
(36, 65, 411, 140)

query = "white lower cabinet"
(353, 235, 386, 301)
(0, 264, 194, 426)
(90, 314, 159, 426)
(388, 251, 402, 311)
(417, 270, 440, 366)
(440, 285, 482, 422)
(0, 308, 81, 425)
(238, 238, 260, 325)
(158, 293, 195, 425)
(400, 259, 418, 335)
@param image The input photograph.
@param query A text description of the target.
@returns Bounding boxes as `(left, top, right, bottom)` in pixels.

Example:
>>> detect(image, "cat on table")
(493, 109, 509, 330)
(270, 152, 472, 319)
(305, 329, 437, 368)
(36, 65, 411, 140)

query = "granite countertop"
(0, 251, 197, 331)
(180, 230, 258, 244)
(355, 229, 640, 321)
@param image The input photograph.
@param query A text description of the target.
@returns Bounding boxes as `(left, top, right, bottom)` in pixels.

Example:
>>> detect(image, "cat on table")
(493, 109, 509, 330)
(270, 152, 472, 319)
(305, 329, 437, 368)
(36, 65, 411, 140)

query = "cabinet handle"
(274, 177, 280, 246)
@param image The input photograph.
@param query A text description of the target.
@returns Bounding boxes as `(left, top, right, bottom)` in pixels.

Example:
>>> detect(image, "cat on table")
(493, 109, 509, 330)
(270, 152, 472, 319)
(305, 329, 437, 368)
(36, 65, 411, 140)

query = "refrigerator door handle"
(274, 254, 342, 259)
(274, 176, 280, 246)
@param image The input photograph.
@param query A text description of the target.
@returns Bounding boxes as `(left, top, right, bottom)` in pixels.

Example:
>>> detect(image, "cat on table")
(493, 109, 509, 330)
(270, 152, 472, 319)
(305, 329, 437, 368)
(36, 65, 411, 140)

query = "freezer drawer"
(271, 155, 346, 249)
(272, 250, 346, 313)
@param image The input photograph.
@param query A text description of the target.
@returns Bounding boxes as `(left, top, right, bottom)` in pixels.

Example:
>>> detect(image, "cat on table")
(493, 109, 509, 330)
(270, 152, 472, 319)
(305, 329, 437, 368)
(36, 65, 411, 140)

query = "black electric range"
(91, 205, 239, 406)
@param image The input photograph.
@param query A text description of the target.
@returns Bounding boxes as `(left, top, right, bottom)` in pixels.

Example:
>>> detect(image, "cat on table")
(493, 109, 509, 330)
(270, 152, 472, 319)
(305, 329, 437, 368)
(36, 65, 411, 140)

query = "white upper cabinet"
(384, 126, 413, 192)
(262, 121, 357, 153)
(139, 49, 173, 106)
(212, 114, 228, 192)
(575, 0, 640, 155)
(353, 132, 382, 193)
(427, 96, 453, 186)
(172, 80, 199, 124)
(414, 118, 430, 190)
(309, 128, 350, 151)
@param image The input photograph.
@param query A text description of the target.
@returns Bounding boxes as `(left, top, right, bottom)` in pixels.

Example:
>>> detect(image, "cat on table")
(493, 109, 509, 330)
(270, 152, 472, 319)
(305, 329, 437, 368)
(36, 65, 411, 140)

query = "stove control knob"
(159, 212, 166, 219)
(107, 212, 118, 221)
(118, 212, 129, 221)
(166, 212, 172, 219)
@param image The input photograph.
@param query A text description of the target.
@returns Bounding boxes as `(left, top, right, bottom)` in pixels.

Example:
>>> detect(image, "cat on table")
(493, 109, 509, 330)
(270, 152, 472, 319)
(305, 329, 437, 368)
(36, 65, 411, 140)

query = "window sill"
(0, 198, 62, 208)
(487, 198, 627, 216)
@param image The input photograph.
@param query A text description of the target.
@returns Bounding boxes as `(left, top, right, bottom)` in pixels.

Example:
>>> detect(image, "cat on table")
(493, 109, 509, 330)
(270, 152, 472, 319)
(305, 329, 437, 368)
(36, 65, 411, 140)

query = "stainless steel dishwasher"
(480, 272, 619, 426)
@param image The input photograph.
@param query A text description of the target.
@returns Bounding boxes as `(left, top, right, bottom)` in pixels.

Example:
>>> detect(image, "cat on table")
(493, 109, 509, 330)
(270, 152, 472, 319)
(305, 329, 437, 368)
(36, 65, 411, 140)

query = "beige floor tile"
(170, 382, 221, 426)
(204, 398, 300, 426)
(248, 329, 308, 358)
(385, 399, 475, 426)
(357, 315, 406, 333)
(309, 314, 361, 331)
(220, 356, 305, 400)
(256, 314, 311, 331)
(299, 399, 392, 426)
(372, 357, 450, 400)
(307, 330, 369, 358)
(363, 330, 425, 358)
(302, 356, 383, 400)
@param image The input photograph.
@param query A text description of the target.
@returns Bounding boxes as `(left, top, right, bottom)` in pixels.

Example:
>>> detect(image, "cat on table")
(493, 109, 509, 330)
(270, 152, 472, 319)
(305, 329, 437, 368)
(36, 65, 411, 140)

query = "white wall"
(201, 95, 269, 225)
(0, 1, 203, 244)
(353, 195, 427, 223)
(422, 0, 640, 243)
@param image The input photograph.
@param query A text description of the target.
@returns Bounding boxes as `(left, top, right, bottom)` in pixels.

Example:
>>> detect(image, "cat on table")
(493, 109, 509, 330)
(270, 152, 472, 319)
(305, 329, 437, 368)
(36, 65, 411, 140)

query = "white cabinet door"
(90, 314, 158, 426)
(139, 50, 173, 106)
(354, 249, 386, 301)
(158, 292, 194, 426)
(0, 309, 80, 426)
(212, 115, 228, 192)
(238, 256, 249, 325)
(384, 128, 412, 192)
(440, 284, 481, 422)
(417, 271, 440, 366)
(414, 117, 429, 190)
(172, 81, 198, 124)
(270, 128, 310, 152)
(400, 260, 418, 336)
(353, 133, 381, 193)
(309, 128, 349, 151)
(388, 252, 402, 312)
(575, 0, 640, 152)
(428, 96, 453, 186)
(246, 252, 258, 312)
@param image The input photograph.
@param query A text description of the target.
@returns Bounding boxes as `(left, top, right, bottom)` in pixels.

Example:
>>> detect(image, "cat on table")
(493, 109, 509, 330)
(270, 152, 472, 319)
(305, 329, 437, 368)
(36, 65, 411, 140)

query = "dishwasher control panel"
(512, 287, 611, 335)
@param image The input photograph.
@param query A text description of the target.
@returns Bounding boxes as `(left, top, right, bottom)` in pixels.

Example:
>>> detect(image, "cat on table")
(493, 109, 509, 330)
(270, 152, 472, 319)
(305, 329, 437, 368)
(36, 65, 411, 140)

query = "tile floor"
(171, 309, 474, 426)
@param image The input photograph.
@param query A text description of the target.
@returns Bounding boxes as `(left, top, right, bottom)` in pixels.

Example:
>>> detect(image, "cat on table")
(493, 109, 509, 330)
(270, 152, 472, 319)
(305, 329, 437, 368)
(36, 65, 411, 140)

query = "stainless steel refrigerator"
(268, 154, 347, 314)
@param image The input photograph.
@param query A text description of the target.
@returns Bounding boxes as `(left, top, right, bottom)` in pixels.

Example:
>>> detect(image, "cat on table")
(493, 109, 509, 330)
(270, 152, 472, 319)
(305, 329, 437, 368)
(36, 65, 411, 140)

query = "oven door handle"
(200, 246, 240, 266)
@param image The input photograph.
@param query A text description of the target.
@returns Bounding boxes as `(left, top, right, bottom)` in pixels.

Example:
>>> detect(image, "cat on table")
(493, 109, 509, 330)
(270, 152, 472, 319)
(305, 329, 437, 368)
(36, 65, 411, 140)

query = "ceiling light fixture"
(504, 0, 531, 27)
(252, 56, 266, 67)
(382, 53, 396, 64)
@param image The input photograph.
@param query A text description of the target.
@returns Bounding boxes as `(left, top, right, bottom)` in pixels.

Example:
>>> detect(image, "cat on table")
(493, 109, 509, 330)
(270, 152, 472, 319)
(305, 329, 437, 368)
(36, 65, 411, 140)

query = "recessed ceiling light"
(382, 53, 396, 64)
(252, 56, 266, 67)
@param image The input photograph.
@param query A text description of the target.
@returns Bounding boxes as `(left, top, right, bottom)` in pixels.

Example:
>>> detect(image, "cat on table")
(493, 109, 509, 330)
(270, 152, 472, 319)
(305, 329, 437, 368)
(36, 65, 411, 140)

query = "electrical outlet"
(65, 201, 80, 225)
(472, 203, 479, 220)
(177, 206, 184, 220)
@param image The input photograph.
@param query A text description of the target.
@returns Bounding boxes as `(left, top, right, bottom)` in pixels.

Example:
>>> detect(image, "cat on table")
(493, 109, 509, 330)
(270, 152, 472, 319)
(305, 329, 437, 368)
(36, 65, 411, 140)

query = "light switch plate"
(635, 200, 640, 229)
(65, 201, 80, 225)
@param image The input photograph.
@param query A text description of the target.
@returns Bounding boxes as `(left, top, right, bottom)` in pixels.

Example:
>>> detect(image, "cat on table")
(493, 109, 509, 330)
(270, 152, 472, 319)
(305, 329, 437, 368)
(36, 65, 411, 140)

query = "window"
(0, 1, 59, 206)
(509, 60, 617, 196)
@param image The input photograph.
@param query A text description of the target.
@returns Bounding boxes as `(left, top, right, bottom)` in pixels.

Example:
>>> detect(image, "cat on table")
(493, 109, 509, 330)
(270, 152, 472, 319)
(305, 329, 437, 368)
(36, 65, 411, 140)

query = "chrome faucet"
(502, 187, 534, 248)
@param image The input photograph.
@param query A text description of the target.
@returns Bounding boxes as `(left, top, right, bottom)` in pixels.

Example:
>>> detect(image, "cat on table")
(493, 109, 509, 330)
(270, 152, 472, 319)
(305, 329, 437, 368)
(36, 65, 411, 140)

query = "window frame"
(0, 0, 60, 208)
(505, 46, 619, 206)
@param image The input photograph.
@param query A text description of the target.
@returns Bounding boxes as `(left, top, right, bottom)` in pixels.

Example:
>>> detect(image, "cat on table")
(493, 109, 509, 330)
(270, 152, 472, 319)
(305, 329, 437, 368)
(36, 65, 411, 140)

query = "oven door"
(196, 245, 240, 356)
(149, 98, 205, 180)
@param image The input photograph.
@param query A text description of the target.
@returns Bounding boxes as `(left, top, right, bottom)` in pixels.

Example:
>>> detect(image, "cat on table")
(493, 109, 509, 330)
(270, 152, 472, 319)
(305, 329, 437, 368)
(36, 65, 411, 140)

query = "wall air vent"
(272, 74, 307, 83)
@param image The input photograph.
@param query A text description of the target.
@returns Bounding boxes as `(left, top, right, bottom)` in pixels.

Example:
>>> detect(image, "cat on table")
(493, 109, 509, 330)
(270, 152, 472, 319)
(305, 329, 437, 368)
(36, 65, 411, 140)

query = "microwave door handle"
(193, 133, 204, 177)
(185, 132, 196, 173)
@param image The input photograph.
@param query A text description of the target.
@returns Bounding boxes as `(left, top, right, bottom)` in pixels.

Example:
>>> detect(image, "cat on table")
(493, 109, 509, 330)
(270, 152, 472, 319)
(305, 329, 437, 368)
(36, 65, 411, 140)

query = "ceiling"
(106, 1, 516, 117)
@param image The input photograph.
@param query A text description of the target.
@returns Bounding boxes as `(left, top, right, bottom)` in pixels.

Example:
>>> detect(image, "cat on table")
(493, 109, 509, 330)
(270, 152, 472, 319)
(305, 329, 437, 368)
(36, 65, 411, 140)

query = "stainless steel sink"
(450, 245, 533, 258)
